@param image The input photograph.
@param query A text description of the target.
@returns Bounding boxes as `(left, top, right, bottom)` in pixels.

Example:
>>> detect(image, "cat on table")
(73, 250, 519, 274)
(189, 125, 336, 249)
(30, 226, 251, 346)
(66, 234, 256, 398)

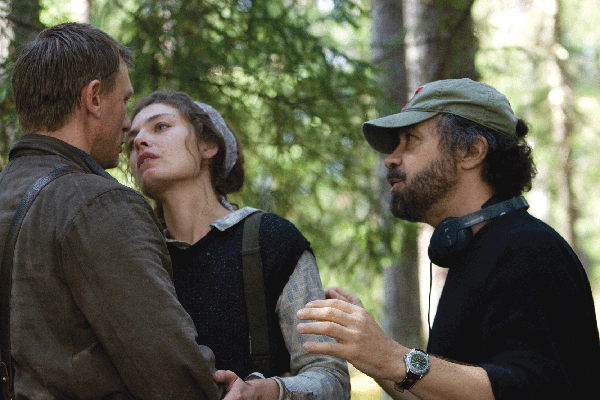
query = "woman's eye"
(156, 123, 169, 131)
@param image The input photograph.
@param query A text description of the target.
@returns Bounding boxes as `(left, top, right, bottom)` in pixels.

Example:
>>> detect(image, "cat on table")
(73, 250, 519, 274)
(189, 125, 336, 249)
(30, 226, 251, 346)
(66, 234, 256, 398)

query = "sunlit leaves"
(94, 0, 397, 277)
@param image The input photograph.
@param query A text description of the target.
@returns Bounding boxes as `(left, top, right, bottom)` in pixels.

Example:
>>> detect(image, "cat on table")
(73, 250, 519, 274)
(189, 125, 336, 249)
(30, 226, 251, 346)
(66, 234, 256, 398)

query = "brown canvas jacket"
(0, 134, 223, 400)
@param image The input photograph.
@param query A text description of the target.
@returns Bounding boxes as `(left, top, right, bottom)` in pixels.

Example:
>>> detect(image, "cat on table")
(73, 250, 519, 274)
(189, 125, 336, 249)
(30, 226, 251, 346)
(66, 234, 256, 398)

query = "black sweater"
(168, 212, 310, 378)
(428, 208, 600, 399)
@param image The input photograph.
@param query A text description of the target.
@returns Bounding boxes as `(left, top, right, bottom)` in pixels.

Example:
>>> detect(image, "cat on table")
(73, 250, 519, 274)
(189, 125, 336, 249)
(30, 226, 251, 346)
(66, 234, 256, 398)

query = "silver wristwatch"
(395, 348, 430, 392)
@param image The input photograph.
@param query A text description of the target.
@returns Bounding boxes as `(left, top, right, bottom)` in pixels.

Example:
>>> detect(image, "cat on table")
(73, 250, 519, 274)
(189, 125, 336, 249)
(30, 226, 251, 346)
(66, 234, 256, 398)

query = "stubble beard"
(389, 155, 458, 223)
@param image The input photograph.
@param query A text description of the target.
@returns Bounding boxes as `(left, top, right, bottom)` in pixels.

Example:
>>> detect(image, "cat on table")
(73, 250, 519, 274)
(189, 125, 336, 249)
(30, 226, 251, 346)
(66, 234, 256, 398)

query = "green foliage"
(94, 0, 403, 285)
(0, 2, 12, 169)
(0, 0, 399, 307)
(39, 0, 75, 26)
(0, 0, 36, 169)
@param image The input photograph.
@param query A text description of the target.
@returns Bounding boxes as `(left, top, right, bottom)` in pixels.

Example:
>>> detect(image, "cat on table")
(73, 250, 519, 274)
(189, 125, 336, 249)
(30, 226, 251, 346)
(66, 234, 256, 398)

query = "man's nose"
(122, 115, 132, 132)
(384, 146, 403, 169)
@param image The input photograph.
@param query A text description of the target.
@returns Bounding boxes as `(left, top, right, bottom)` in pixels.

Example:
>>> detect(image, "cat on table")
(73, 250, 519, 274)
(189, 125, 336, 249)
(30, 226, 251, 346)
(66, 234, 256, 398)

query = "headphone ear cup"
(427, 197, 529, 267)
(453, 227, 473, 253)
(428, 218, 473, 267)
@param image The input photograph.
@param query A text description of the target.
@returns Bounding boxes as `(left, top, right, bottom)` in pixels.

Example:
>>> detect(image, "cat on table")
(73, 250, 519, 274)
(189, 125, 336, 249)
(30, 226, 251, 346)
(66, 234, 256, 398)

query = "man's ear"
(459, 135, 488, 170)
(81, 79, 102, 118)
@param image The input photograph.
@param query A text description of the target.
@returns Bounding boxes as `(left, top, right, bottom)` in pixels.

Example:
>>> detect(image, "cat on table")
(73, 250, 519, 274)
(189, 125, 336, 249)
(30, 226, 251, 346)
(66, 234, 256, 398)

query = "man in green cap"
(297, 79, 600, 399)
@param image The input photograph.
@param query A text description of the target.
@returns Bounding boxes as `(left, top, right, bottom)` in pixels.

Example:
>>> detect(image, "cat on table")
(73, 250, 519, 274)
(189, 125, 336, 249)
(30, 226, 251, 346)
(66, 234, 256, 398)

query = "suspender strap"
(1, 165, 80, 400)
(241, 211, 271, 376)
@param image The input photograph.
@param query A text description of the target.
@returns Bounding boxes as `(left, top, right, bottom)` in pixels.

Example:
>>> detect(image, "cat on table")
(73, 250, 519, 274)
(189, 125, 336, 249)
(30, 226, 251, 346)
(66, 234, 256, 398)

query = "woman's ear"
(459, 136, 488, 170)
(81, 79, 102, 118)
(200, 141, 219, 160)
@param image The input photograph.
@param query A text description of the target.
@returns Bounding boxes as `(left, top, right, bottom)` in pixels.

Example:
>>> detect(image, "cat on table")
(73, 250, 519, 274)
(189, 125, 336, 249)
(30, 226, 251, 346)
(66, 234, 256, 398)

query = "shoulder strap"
(1, 165, 80, 400)
(241, 211, 272, 377)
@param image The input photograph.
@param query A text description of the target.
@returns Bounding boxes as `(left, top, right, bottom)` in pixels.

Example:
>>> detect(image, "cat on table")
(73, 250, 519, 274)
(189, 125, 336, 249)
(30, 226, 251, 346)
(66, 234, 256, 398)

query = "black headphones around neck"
(428, 196, 529, 267)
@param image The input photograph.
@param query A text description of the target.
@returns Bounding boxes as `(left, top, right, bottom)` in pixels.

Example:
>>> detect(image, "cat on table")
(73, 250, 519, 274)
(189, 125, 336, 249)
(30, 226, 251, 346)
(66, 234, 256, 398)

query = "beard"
(389, 155, 458, 222)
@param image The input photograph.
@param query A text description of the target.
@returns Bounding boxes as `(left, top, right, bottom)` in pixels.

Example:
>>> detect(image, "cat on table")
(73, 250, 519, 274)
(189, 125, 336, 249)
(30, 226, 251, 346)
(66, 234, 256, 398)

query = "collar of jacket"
(9, 134, 115, 180)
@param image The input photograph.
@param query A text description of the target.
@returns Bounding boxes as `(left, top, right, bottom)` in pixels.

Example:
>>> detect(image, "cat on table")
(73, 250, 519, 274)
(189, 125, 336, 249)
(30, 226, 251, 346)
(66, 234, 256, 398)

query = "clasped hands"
(213, 370, 280, 400)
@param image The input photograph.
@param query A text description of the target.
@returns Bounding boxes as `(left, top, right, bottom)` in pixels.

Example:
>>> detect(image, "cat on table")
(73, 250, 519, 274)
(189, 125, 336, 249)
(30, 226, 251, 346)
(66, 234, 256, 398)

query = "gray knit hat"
(362, 78, 519, 154)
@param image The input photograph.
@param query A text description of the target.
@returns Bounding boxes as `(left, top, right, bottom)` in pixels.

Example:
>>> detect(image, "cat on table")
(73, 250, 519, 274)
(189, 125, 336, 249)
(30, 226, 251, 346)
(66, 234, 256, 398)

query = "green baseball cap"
(362, 78, 519, 154)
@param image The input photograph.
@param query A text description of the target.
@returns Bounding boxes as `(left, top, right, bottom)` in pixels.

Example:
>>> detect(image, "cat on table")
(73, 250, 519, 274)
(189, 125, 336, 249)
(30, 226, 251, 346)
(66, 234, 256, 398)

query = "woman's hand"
(324, 286, 365, 308)
(213, 370, 279, 400)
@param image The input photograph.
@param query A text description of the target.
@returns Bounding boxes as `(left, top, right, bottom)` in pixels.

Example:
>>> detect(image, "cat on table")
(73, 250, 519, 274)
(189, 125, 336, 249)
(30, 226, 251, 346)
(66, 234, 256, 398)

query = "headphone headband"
(455, 196, 529, 230)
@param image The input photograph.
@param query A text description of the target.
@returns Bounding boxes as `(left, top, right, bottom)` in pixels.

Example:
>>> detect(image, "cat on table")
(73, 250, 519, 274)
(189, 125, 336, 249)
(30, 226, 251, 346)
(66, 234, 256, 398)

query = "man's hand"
(298, 289, 495, 400)
(324, 286, 365, 308)
(296, 298, 405, 382)
(213, 370, 279, 400)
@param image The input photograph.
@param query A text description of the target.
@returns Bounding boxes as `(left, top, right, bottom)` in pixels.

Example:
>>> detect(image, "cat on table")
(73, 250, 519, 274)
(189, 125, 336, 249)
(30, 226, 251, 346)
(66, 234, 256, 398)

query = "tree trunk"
(404, 0, 479, 87)
(538, 0, 589, 273)
(7, 0, 41, 52)
(1, 0, 41, 169)
(72, 0, 94, 23)
(371, 0, 407, 114)
(371, 0, 423, 357)
(403, 0, 479, 350)
(370, 3, 479, 397)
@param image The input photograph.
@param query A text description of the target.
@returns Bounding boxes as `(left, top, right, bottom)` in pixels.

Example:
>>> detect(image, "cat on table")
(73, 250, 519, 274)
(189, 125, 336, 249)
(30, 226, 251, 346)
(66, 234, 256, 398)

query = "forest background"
(1, 1, 599, 399)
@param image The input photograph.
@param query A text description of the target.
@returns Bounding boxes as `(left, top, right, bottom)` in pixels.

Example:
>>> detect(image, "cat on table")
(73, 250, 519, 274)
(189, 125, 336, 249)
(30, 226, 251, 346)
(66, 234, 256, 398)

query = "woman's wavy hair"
(130, 91, 245, 199)
(436, 113, 537, 200)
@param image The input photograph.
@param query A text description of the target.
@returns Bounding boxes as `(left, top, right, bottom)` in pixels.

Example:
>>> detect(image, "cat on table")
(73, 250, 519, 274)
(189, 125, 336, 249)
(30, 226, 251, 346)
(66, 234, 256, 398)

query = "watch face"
(408, 352, 430, 374)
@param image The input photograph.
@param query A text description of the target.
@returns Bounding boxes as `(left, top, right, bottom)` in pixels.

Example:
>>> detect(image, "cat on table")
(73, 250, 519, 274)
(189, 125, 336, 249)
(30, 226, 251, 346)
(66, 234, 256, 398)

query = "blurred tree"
(474, 0, 600, 281)
(370, 1, 478, 399)
(6, 0, 41, 51)
(405, 0, 479, 341)
(404, 0, 478, 86)
(371, 0, 423, 365)
(536, 0, 588, 271)
(0, 0, 42, 169)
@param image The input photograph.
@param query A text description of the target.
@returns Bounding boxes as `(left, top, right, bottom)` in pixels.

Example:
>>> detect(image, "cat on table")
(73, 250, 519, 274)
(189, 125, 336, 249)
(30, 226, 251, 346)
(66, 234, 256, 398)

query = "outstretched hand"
(296, 297, 404, 382)
(213, 370, 279, 400)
